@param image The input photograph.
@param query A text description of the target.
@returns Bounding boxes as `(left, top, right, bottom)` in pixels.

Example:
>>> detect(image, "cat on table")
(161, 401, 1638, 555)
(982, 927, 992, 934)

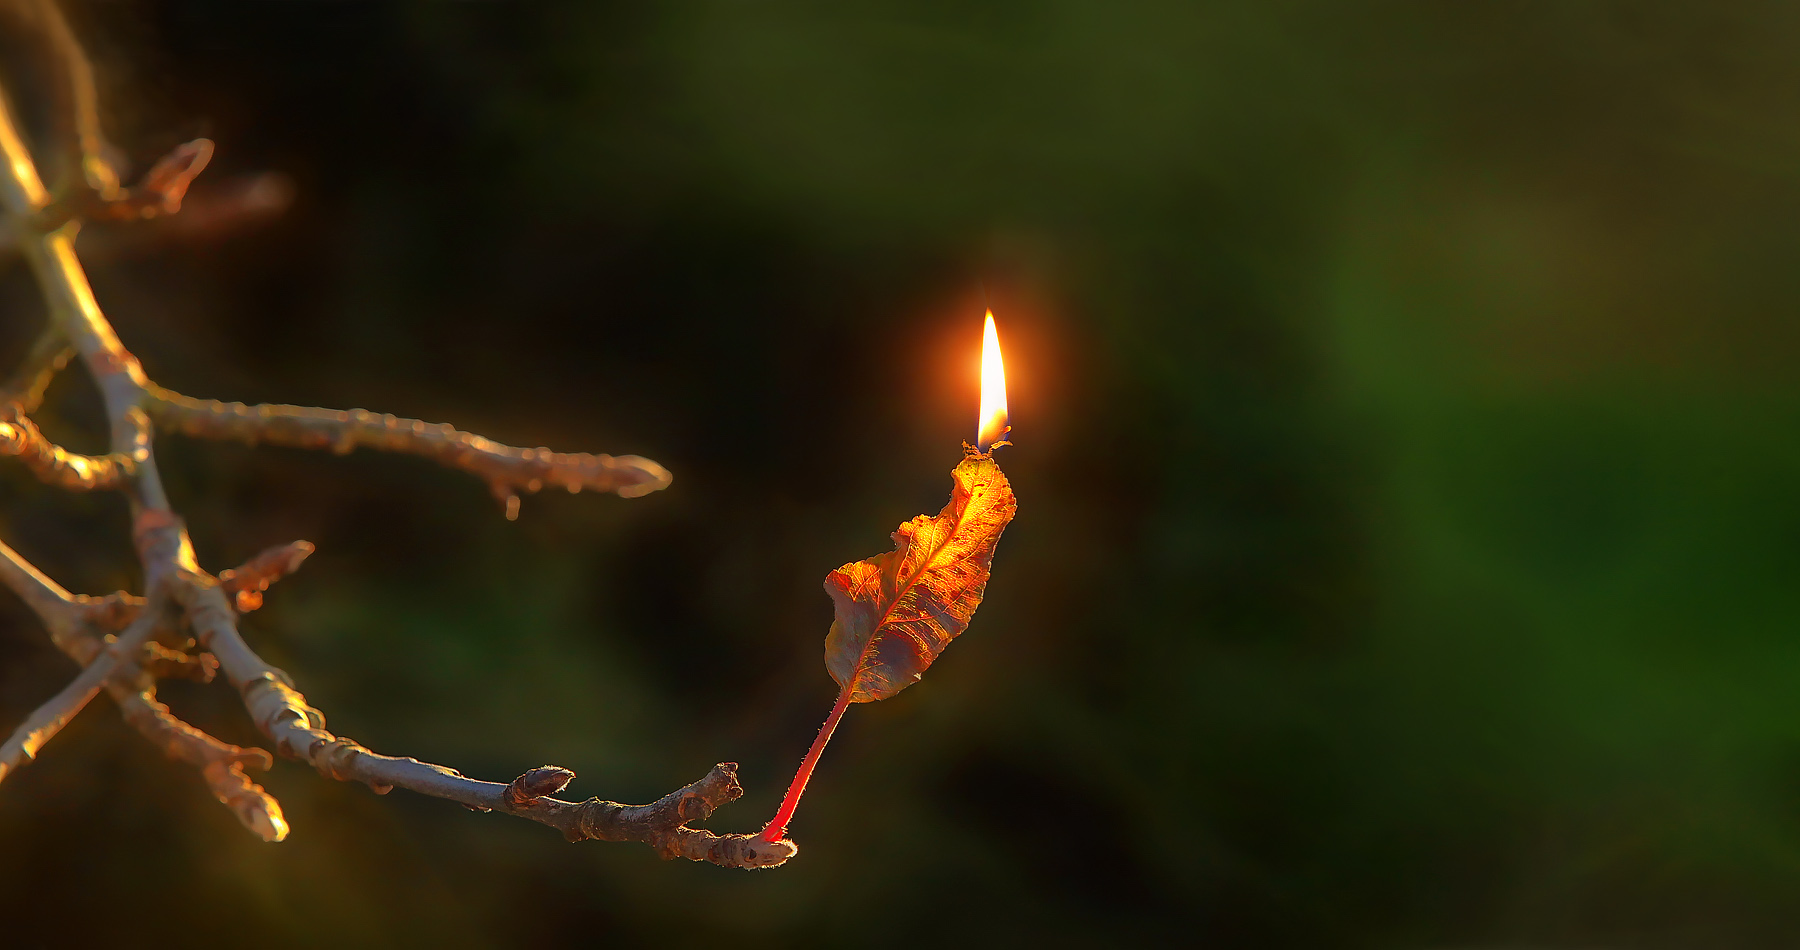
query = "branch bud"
(505, 766, 576, 808)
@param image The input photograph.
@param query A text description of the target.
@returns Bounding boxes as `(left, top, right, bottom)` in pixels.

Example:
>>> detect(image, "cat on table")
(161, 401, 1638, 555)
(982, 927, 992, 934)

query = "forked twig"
(0, 539, 281, 838)
(0, 2, 792, 868)
(0, 586, 167, 780)
(0, 404, 134, 490)
(172, 573, 791, 867)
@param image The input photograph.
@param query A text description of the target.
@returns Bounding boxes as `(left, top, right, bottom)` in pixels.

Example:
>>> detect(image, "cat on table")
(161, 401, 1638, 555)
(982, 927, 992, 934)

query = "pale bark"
(0, 0, 792, 869)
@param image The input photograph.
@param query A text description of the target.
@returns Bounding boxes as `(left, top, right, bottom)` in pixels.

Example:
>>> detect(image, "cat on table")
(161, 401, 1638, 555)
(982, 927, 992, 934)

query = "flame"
(977, 311, 1009, 452)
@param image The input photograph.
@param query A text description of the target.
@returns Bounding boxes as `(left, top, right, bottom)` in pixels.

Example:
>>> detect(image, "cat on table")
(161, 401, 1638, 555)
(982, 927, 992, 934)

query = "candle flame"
(977, 311, 1009, 452)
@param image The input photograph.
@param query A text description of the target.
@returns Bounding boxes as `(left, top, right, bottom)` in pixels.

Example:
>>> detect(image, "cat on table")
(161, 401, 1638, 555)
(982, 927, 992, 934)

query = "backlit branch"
(0, 329, 73, 412)
(115, 689, 285, 841)
(0, 537, 88, 650)
(146, 387, 673, 517)
(0, 539, 281, 838)
(0, 404, 134, 490)
(140, 639, 219, 682)
(31, 138, 214, 232)
(163, 572, 792, 867)
(216, 540, 313, 612)
(43, 540, 312, 634)
(0, 0, 116, 195)
(0, 4, 792, 870)
(0, 586, 167, 780)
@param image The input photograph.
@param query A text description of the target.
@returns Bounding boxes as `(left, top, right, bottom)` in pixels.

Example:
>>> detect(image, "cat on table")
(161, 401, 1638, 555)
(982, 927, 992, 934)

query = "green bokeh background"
(4, 2, 1800, 947)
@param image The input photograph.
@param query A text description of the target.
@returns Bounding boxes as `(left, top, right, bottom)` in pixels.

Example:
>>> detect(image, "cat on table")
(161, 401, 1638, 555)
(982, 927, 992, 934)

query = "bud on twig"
(505, 766, 576, 808)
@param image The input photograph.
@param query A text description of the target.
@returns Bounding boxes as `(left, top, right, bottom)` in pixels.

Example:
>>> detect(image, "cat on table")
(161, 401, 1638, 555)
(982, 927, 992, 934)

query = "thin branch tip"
(33, 136, 215, 230)
(218, 540, 314, 612)
(0, 18, 770, 869)
(146, 388, 674, 501)
(0, 405, 134, 490)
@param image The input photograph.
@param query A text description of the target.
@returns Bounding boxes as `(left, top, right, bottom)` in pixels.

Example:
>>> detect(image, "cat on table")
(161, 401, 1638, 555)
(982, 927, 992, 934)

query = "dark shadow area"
(4, 2, 1800, 947)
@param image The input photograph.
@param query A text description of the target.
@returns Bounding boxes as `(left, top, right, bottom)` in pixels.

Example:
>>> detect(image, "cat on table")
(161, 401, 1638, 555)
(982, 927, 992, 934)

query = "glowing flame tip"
(977, 311, 1009, 452)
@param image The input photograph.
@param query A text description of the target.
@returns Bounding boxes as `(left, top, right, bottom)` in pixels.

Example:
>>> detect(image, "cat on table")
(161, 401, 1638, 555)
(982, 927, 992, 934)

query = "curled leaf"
(762, 449, 1016, 842)
(824, 453, 1016, 702)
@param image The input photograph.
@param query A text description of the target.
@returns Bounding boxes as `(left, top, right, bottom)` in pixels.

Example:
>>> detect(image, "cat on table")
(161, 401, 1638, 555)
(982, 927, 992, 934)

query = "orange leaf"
(761, 449, 1016, 843)
(824, 453, 1016, 702)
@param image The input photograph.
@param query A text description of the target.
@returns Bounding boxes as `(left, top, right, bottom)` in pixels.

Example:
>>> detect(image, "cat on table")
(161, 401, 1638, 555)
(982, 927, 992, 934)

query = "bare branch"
(169, 574, 794, 868)
(0, 538, 279, 837)
(145, 387, 674, 513)
(0, 20, 784, 868)
(67, 589, 140, 630)
(0, 587, 166, 781)
(0, 0, 117, 195)
(32, 138, 214, 232)
(140, 640, 218, 682)
(217, 539, 312, 612)
(0, 81, 160, 488)
(115, 687, 285, 841)
(61, 537, 313, 629)
(0, 404, 134, 489)
(0, 536, 84, 648)
(0, 328, 73, 412)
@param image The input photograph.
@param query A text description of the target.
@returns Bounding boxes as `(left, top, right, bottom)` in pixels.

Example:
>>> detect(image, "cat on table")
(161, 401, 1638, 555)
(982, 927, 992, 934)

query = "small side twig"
(0, 537, 83, 648)
(0, 328, 73, 412)
(0, 538, 278, 838)
(115, 688, 284, 841)
(57, 536, 312, 631)
(0, 587, 166, 781)
(0, 0, 117, 196)
(0, 19, 776, 868)
(170, 574, 794, 868)
(140, 640, 217, 682)
(0, 404, 134, 490)
(217, 540, 312, 612)
(145, 386, 673, 515)
(32, 138, 213, 233)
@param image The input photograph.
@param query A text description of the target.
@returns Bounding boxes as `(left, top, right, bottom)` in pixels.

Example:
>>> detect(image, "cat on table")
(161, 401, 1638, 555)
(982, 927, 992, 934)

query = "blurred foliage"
(3, 1, 1800, 947)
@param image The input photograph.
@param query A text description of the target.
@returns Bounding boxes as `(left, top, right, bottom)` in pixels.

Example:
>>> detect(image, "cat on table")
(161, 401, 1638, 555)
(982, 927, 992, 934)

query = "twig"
(0, 328, 73, 412)
(0, 404, 134, 489)
(0, 539, 281, 838)
(53, 538, 313, 631)
(171, 575, 794, 868)
(140, 640, 218, 682)
(0, 0, 116, 196)
(145, 387, 673, 515)
(0, 536, 86, 648)
(32, 138, 214, 233)
(0, 171, 296, 263)
(0, 80, 160, 481)
(115, 688, 285, 841)
(0, 29, 791, 867)
(217, 540, 312, 612)
(0, 587, 166, 780)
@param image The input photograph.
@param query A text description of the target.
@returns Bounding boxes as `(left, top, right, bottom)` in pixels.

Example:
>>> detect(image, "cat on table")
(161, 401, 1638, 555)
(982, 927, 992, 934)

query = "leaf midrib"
(843, 488, 977, 694)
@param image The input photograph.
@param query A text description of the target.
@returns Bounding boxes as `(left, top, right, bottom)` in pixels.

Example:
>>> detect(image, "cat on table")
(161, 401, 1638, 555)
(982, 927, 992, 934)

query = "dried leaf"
(762, 449, 1016, 842)
(824, 453, 1016, 702)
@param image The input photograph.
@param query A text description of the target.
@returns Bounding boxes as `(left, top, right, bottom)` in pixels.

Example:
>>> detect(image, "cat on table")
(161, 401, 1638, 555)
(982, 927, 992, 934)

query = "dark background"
(3, 2, 1800, 947)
